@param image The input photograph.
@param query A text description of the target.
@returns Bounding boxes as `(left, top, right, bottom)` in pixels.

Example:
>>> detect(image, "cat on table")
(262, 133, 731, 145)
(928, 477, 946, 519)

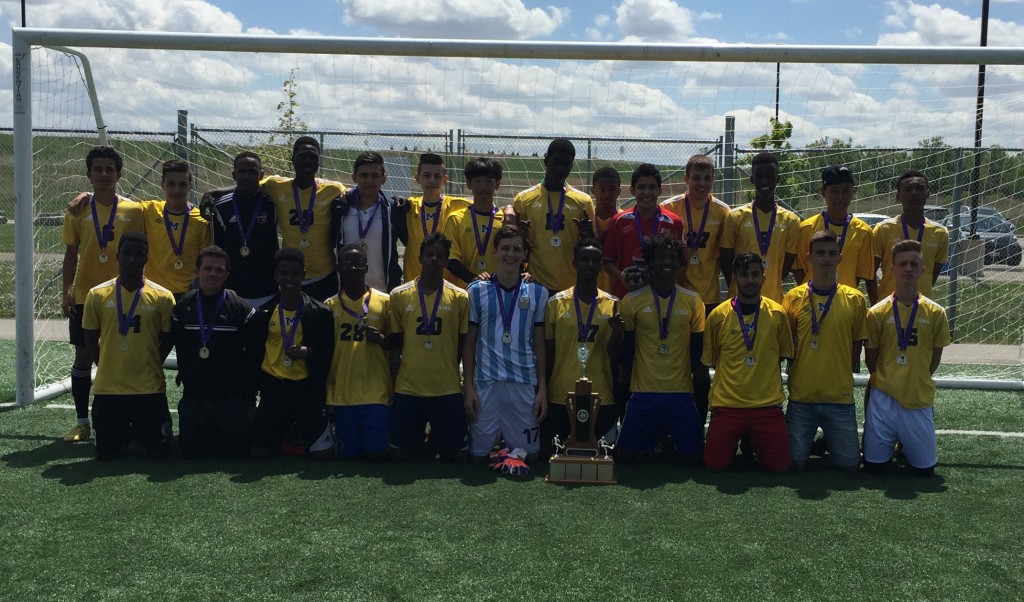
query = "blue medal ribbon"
(492, 276, 523, 337)
(822, 211, 852, 249)
(116, 277, 144, 337)
(652, 286, 677, 342)
(417, 278, 443, 338)
(292, 180, 317, 234)
(196, 290, 227, 348)
(90, 194, 119, 252)
(355, 191, 385, 242)
(278, 302, 303, 351)
(231, 193, 263, 248)
(632, 206, 661, 249)
(420, 196, 443, 237)
(807, 281, 838, 336)
(573, 288, 598, 343)
(163, 205, 190, 260)
(340, 289, 371, 323)
(470, 208, 497, 260)
(901, 215, 925, 243)
(751, 202, 777, 257)
(684, 195, 710, 256)
(891, 293, 920, 352)
(547, 186, 567, 233)
(731, 297, 760, 353)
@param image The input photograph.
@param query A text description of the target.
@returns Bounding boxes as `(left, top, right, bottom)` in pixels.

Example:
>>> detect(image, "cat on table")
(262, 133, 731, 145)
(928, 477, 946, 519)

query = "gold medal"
(239, 245, 251, 257)
(98, 252, 109, 263)
(174, 259, 184, 270)
(118, 338, 130, 352)
(745, 354, 756, 367)
(198, 346, 210, 360)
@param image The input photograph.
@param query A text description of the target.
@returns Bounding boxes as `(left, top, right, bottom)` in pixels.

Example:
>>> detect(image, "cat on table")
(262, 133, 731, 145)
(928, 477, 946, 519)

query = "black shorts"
(390, 393, 468, 454)
(252, 374, 329, 452)
(92, 392, 172, 459)
(68, 304, 86, 347)
(178, 393, 252, 459)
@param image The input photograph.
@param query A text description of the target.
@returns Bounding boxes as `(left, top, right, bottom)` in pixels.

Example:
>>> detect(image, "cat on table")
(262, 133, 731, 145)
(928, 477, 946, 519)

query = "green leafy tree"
(260, 68, 310, 175)
(747, 117, 812, 210)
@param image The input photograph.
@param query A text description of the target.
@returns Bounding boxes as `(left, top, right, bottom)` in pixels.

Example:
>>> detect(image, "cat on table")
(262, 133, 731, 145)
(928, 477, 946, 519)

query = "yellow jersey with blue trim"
(872, 216, 948, 299)
(61, 197, 146, 304)
(389, 279, 469, 397)
(796, 213, 874, 290)
(720, 203, 800, 303)
(262, 175, 347, 280)
(545, 288, 618, 406)
(621, 285, 705, 393)
(512, 183, 595, 291)
(325, 289, 392, 406)
(139, 200, 211, 294)
(661, 195, 731, 304)
(403, 195, 471, 281)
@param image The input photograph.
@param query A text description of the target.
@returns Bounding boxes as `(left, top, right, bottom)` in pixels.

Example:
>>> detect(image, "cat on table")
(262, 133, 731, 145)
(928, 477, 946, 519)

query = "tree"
(260, 68, 310, 175)
(747, 117, 813, 210)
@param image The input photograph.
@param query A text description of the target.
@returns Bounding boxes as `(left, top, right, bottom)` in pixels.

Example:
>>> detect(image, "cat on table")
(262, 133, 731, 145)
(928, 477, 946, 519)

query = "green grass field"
(2, 341, 1023, 601)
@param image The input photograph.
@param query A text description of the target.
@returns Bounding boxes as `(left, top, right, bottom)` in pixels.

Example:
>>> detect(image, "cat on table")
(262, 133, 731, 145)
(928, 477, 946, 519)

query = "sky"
(2, 0, 1024, 151)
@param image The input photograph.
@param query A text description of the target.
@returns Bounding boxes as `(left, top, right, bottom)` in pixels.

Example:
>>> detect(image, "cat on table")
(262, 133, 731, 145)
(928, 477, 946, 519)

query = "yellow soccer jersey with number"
(403, 195, 471, 281)
(262, 305, 309, 381)
(82, 277, 174, 395)
(139, 200, 211, 294)
(389, 279, 469, 397)
(783, 283, 867, 404)
(325, 289, 391, 406)
(872, 217, 949, 299)
(721, 203, 800, 303)
(621, 285, 705, 394)
(703, 296, 793, 408)
(796, 213, 875, 290)
(442, 206, 506, 288)
(262, 176, 347, 281)
(545, 288, 618, 407)
(866, 294, 951, 409)
(62, 197, 146, 304)
(661, 195, 731, 304)
(512, 184, 595, 291)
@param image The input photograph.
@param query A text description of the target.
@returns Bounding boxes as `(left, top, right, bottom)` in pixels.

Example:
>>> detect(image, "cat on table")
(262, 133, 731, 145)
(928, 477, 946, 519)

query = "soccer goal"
(10, 30, 1024, 406)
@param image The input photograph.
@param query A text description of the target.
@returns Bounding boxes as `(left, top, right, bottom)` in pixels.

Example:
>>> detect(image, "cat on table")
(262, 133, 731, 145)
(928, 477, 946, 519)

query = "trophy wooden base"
(546, 455, 617, 484)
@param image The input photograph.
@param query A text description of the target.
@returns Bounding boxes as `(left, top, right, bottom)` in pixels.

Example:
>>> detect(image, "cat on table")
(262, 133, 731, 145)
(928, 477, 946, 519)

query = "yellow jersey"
(262, 175, 347, 280)
(325, 289, 392, 406)
(512, 183, 595, 291)
(703, 297, 793, 408)
(545, 287, 619, 406)
(782, 283, 867, 403)
(796, 213, 875, 290)
(442, 206, 506, 288)
(621, 285, 705, 393)
(389, 279, 469, 396)
(872, 216, 949, 299)
(403, 195, 471, 281)
(866, 294, 951, 409)
(262, 305, 310, 381)
(139, 200, 211, 294)
(82, 277, 174, 395)
(61, 197, 146, 304)
(661, 194, 731, 304)
(721, 203, 801, 302)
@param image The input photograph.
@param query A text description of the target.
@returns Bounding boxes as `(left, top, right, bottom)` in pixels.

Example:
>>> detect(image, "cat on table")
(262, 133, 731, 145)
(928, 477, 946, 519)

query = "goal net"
(9, 32, 1024, 405)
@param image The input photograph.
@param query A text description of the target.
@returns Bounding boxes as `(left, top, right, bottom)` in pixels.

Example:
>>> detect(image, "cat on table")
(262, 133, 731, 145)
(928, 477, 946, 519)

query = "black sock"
(70, 368, 91, 421)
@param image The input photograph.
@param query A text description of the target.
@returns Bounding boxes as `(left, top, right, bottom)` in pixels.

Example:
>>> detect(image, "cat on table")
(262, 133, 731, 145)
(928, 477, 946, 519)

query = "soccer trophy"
(546, 344, 617, 484)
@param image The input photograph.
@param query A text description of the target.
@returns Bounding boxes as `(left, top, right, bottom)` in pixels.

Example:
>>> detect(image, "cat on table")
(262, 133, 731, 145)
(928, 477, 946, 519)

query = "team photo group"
(59, 136, 950, 477)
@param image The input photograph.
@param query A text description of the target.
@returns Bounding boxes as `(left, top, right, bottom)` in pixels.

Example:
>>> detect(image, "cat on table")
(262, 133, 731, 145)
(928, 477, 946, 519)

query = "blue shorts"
(390, 393, 468, 454)
(785, 402, 860, 467)
(333, 404, 390, 460)
(617, 392, 703, 455)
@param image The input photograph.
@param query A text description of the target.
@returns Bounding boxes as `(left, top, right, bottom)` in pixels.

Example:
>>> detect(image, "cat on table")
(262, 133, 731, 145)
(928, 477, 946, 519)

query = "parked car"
(923, 205, 949, 223)
(853, 213, 887, 228)
(942, 214, 1022, 266)
(34, 213, 64, 226)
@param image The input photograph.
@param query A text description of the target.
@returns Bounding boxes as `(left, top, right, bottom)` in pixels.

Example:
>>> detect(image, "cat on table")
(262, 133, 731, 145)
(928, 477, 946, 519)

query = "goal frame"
(12, 28, 1024, 406)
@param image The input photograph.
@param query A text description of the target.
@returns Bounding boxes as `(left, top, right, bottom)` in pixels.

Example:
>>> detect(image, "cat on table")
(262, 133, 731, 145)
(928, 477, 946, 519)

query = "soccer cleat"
(63, 424, 92, 443)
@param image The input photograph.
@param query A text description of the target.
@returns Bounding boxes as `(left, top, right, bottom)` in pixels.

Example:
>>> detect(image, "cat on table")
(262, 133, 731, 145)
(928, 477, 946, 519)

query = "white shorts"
(470, 381, 539, 457)
(863, 387, 937, 469)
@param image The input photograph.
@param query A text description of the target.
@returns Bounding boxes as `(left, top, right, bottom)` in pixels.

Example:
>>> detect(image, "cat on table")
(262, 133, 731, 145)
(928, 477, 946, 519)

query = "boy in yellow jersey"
(660, 154, 731, 310)
(443, 158, 506, 287)
(261, 136, 347, 301)
(337, 151, 403, 292)
(250, 248, 336, 459)
(720, 152, 800, 303)
(702, 252, 794, 472)
(395, 153, 471, 282)
(872, 170, 949, 301)
(511, 138, 596, 295)
(864, 240, 951, 477)
(138, 160, 211, 299)
(793, 165, 878, 303)
(589, 167, 622, 294)
(617, 233, 707, 465)
(61, 146, 146, 443)
(386, 233, 470, 462)
(660, 154, 730, 427)
(326, 244, 392, 461)
(542, 237, 622, 455)
(82, 231, 175, 459)
(782, 230, 867, 472)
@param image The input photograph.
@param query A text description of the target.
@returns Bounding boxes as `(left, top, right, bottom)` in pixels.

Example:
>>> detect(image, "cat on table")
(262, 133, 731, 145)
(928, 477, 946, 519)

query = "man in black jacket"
(171, 245, 258, 459)
(250, 248, 337, 459)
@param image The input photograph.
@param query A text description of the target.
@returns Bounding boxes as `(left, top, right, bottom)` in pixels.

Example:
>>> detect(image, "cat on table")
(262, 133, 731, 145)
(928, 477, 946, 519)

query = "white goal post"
(11, 29, 1024, 407)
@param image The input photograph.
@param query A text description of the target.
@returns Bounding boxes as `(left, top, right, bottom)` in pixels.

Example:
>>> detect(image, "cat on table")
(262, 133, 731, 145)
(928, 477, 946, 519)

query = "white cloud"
(845, 27, 863, 39)
(616, 0, 697, 42)
(4, 0, 243, 33)
(879, 1, 1024, 47)
(696, 11, 721, 21)
(339, 0, 567, 40)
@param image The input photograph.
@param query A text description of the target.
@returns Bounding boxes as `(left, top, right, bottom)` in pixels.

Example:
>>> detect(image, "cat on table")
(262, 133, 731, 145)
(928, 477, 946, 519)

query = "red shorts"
(704, 406, 790, 472)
